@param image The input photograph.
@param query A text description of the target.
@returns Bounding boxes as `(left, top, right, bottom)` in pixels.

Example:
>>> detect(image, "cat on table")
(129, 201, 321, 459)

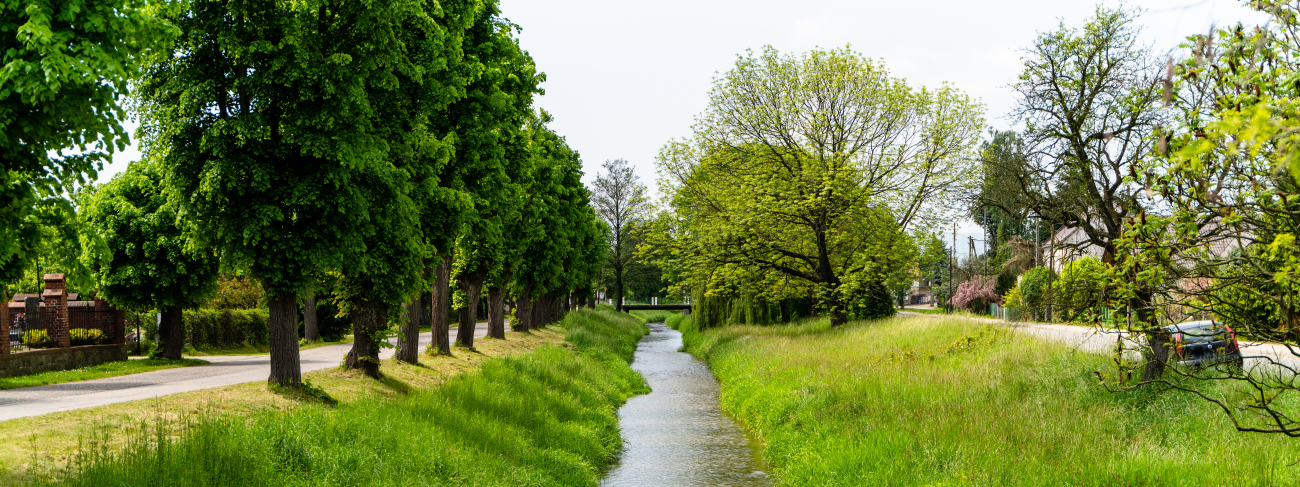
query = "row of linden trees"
(3, 0, 606, 385)
(643, 46, 984, 327)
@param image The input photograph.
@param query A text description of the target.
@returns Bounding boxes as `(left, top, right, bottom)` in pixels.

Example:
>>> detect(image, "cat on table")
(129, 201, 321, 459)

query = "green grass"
(677, 314, 1300, 486)
(40, 310, 649, 487)
(629, 309, 679, 324)
(0, 359, 208, 390)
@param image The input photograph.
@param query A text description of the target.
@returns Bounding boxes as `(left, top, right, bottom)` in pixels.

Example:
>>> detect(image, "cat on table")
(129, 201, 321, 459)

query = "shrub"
(183, 309, 270, 350)
(951, 276, 1002, 313)
(1003, 284, 1023, 308)
(203, 275, 263, 310)
(69, 328, 108, 346)
(22, 329, 52, 349)
(1054, 256, 1107, 320)
(1019, 266, 1054, 320)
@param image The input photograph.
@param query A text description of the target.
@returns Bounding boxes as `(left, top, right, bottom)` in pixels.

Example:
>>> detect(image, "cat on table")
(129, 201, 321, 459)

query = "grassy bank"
(0, 359, 208, 391)
(672, 313, 1300, 485)
(17, 309, 648, 486)
(629, 309, 679, 325)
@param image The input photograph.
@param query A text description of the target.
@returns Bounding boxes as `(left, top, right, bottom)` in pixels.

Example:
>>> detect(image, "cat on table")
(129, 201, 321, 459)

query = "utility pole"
(949, 223, 955, 314)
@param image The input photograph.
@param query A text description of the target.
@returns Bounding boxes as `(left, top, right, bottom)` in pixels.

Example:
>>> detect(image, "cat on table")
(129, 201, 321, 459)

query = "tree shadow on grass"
(268, 380, 338, 406)
(377, 376, 414, 395)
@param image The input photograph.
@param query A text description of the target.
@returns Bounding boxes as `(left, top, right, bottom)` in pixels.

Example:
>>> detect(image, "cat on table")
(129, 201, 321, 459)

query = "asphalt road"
(0, 324, 489, 422)
(900, 311, 1300, 373)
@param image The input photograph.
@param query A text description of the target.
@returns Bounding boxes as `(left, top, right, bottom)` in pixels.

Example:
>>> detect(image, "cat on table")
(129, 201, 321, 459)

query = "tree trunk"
(487, 286, 506, 339)
(514, 289, 533, 332)
(587, 292, 595, 309)
(535, 291, 552, 328)
(159, 305, 184, 360)
(345, 301, 384, 378)
(431, 254, 452, 356)
(303, 287, 318, 343)
(267, 291, 302, 386)
(395, 294, 420, 364)
(1135, 292, 1168, 381)
(456, 270, 485, 349)
(615, 271, 624, 312)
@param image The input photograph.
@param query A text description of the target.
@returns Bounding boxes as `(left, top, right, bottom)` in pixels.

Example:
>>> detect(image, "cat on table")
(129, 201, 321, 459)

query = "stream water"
(600, 322, 771, 487)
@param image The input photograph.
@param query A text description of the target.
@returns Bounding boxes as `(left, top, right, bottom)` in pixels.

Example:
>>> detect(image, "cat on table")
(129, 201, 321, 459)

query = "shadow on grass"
(377, 376, 414, 395)
(268, 380, 338, 406)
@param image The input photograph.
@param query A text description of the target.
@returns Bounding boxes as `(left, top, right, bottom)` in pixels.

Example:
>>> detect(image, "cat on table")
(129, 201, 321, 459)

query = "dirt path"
(0, 324, 488, 422)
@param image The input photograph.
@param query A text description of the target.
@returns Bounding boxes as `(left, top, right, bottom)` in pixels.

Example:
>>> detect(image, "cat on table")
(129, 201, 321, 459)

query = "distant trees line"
(1, 0, 607, 386)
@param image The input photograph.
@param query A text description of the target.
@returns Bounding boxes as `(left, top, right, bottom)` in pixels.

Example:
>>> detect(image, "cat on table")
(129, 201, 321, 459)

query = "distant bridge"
(620, 304, 691, 314)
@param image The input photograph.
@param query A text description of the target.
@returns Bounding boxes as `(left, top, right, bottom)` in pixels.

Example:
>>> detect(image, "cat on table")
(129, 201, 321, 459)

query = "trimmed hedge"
(184, 309, 270, 350)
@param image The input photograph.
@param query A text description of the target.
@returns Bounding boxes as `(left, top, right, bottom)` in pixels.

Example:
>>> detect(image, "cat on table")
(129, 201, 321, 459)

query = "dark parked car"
(1164, 320, 1243, 369)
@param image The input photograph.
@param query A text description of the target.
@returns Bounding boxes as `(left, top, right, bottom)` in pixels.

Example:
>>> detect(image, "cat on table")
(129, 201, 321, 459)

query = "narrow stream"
(601, 322, 771, 487)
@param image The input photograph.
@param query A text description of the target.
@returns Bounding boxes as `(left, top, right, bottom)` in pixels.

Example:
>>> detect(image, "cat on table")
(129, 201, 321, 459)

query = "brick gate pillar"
(43, 274, 69, 348)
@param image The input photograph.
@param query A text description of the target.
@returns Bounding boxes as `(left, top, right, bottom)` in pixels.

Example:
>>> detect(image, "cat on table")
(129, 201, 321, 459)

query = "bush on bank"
(48, 310, 649, 487)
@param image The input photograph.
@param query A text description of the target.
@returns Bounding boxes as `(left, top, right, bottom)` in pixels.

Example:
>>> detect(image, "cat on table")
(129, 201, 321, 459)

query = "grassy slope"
(671, 313, 1300, 486)
(12, 310, 649, 486)
(629, 310, 679, 325)
(0, 359, 208, 390)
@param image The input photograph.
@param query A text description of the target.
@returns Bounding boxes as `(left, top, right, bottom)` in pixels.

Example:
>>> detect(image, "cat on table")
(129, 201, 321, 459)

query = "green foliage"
(651, 46, 983, 325)
(68, 328, 107, 346)
(1003, 283, 1023, 308)
(1018, 266, 1053, 320)
(21, 329, 51, 348)
(203, 276, 262, 310)
(0, 0, 174, 285)
(1054, 256, 1106, 321)
(51, 308, 650, 487)
(183, 309, 270, 351)
(81, 160, 219, 311)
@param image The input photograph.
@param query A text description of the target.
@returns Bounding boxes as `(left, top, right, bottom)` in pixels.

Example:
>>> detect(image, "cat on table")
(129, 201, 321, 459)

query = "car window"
(1178, 326, 1224, 343)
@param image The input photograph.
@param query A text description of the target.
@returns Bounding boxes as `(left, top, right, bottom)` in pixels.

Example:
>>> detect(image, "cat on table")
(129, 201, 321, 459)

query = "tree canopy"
(652, 46, 984, 326)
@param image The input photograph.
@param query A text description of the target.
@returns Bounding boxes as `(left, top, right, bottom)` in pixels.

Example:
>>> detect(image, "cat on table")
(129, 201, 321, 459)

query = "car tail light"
(1175, 332, 1184, 357)
(1226, 326, 1238, 351)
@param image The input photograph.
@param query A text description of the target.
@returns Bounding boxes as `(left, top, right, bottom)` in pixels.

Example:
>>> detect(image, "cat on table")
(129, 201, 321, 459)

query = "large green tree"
(136, 0, 436, 386)
(448, 8, 540, 349)
(993, 6, 1165, 377)
(655, 46, 983, 326)
(1, 0, 172, 297)
(81, 160, 219, 359)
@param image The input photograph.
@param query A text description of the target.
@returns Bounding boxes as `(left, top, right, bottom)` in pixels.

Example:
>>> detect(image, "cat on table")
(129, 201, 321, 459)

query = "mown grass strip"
(0, 359, 209, 391)
(36, 309, 649, 487)
(675, 313, 1300, 485)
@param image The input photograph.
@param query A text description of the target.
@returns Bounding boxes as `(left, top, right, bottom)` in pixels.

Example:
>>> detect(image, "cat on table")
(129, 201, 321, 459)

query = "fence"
(3, 274, 124, 353)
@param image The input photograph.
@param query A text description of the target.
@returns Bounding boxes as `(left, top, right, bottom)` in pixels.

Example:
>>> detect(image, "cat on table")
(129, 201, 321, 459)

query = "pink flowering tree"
(951, 276, 1003, 313)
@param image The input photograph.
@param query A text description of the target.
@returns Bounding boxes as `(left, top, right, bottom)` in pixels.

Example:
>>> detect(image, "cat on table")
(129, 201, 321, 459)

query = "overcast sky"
(104, 0, 1269, 256)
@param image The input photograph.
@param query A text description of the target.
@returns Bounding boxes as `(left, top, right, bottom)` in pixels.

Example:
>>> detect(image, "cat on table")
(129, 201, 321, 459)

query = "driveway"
(899, 311, 1300, 372)
(0, 324, 489, 422)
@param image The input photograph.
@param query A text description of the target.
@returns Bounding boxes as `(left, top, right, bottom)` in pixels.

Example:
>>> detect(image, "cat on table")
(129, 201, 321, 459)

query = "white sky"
(104, 0, 1269, 257)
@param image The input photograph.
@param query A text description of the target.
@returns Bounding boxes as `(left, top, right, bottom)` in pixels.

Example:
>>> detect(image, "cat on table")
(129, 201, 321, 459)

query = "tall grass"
(679, 314, 1300, 485)
(629, 309, 678, 324)
(43, 311, 649, 487)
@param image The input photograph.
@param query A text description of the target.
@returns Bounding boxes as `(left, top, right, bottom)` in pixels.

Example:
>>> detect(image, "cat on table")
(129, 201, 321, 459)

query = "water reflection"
(601, 322, 771, 487)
